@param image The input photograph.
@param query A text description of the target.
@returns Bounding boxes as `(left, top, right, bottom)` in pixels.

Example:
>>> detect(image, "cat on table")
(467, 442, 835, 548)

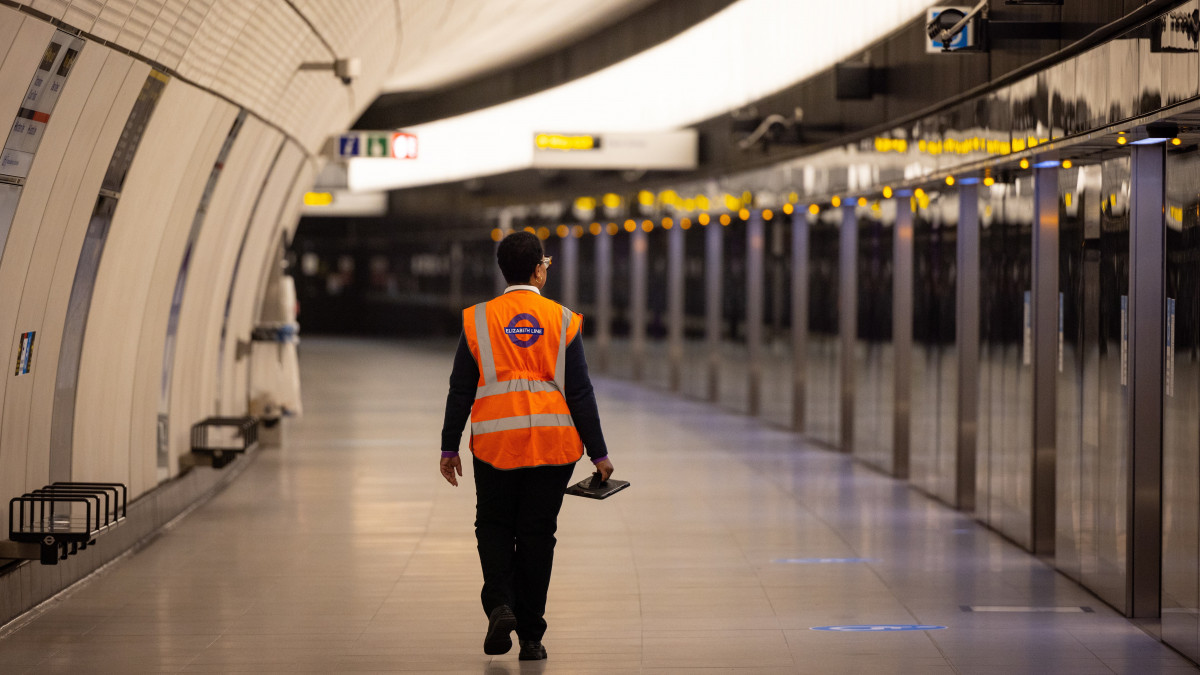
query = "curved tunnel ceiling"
(384, 0, 658, 94)
(350, 0, 935, 193)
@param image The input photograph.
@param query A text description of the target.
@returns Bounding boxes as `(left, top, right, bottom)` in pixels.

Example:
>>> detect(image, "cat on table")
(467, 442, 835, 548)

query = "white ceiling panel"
(383, 0, 655, 92)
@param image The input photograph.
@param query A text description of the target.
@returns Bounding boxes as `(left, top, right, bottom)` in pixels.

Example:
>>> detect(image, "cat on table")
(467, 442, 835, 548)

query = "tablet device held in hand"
(566, 472, 630, 499)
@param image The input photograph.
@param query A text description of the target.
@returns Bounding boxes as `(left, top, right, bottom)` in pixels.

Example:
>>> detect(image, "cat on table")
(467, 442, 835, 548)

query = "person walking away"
(439, 231, 614, 661)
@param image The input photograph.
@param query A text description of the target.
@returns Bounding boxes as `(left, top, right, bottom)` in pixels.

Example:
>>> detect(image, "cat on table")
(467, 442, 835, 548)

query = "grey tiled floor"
(1, 337, 1197, 673)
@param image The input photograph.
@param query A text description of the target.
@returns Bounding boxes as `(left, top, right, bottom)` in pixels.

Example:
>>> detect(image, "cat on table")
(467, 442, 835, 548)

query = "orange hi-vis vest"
(463, 290, 585, 469)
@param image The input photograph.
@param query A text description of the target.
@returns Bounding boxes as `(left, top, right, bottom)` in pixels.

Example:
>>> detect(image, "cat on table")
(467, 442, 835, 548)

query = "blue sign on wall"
(811, 625, 947, 632)
(337, 134, 360, 157)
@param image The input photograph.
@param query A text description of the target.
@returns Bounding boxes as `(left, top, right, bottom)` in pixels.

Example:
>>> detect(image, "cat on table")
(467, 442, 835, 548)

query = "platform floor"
(1, 338, 1197, 673)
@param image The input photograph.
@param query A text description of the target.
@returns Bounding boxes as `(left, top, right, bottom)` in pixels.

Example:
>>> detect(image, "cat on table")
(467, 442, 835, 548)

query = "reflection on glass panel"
(1162, 148, 1200, 662)
(911, 189, 957, 504)
(1056, 164, 1088, 585)
(806, 207, 840, 446)
(762, 215, 794, 428)
(717, 221, 750, 412)
(645, 228, 671, 389)
(576, 234, 597, 317)
(853, 200, 895, 473)
(608, 230, 633, 379)
(1044, 60, 1076, 140)
(1159, 0, 1200, 105)
(977, 175, 1034, 550)
(1093, 155, 1131, 609)
(1074, 46, 1109, 132)
(681, 222, 709, 399)
(1106, 39, 1140, 124)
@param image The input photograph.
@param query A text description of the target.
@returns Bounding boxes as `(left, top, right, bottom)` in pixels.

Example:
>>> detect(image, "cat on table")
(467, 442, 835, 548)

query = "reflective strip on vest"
(472, 413, 575, 436)
(476, 378, 560, 399)
(554, 306, 570, 393)
(474, 303, 497, 384)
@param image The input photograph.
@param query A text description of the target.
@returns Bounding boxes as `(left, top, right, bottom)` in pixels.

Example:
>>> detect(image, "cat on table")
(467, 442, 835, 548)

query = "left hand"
(593, 457, 614, 482)
(440, 455, 462, 486)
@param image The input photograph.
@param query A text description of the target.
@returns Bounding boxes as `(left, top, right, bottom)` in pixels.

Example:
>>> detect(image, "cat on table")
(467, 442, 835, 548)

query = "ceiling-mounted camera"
(925, 1, 986, 53)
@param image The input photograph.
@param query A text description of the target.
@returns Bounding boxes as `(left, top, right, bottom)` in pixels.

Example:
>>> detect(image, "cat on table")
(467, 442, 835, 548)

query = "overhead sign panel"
(531, 130, 697, 170)
(335, 131, 418, 159)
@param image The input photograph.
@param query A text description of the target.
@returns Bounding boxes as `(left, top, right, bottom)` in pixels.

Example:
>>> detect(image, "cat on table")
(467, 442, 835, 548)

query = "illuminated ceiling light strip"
(349, 0, 934, 192)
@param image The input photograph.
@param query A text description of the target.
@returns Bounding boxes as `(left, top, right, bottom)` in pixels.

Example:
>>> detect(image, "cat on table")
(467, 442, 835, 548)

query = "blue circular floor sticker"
(811, 625, 947, 632)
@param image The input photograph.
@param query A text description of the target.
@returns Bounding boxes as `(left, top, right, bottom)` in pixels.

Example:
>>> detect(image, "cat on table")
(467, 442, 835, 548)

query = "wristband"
(441, 451, 460, 459)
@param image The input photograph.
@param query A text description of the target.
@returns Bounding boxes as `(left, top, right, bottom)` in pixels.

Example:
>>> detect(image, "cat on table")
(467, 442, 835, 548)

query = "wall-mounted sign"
(335, 132, 418, 159)
(15, 331, 35, 375)
(391, 132, 418, 159)
(337, 134, 360, 157)
(535, 133, 599, 151)
(1, 31, 85, 179)
(531, 130, 697, 170)
(925, 7, 976, 53)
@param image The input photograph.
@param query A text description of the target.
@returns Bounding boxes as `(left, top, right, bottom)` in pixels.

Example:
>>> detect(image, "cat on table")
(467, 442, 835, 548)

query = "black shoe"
(483, 605, 518, 655)
(519, 640, 547, 661)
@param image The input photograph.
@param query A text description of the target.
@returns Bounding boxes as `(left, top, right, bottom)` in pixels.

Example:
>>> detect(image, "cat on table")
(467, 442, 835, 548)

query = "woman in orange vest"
(440, 231, 614, 661)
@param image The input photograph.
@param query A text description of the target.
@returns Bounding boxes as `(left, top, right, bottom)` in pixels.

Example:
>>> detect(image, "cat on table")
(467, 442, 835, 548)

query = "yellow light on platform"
(1173, 138, 1183, 146)
(945, 175, 955, 186)
(720, 214, 732, 226)
(787, 191, 799, 203)
(606, 222, 619, 235)
(857, 197, 868, 207)
(1062, 160, 1073, 169)
(983, 176, 995, 187)
(490, 228, 504, 242)
(304, 191, 333, 206)
(638, 190, 655, 206)
(738, 208, 750, 221)
(808, 203, 820, 215)
(1019, 158, 1030, 169)
(724, 194, 741, 211)
(662, 217, 674, 230)
(573, 225, 585, 238)
(641, 220, 654, 232)
(762, 209, 773, 220)
(783, 203, 794, 215)
(536, 226, 550, 240)
(575, 196, 597, 211)
(1117, 136, 1128, 145)
(556, 225, 569, 238)
(699, 213, 711, 226)
(697, 195, 710, 210)
(589, 222, 602, 236)
(882, 186, 893, 199)
(741, 190, 753, 205)
(602, 193, 621, 208)
(680, 218, 692, 230)
(831, 196, 842, 208)
(624, 219, 636, 233)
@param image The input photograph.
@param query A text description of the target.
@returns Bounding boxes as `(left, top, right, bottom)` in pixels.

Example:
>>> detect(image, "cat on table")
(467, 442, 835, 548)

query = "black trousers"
(473, 456, 575, 641)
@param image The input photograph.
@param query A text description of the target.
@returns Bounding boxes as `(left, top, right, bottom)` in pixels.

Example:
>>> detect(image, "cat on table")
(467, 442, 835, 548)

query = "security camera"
(334, 58, 361, 85)
(299, 57, 361, 84)
(927, 8, 968, 42)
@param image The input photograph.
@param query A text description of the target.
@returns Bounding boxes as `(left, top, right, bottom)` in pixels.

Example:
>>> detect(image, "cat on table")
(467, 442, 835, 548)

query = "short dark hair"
(497, 231, 543, 284)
